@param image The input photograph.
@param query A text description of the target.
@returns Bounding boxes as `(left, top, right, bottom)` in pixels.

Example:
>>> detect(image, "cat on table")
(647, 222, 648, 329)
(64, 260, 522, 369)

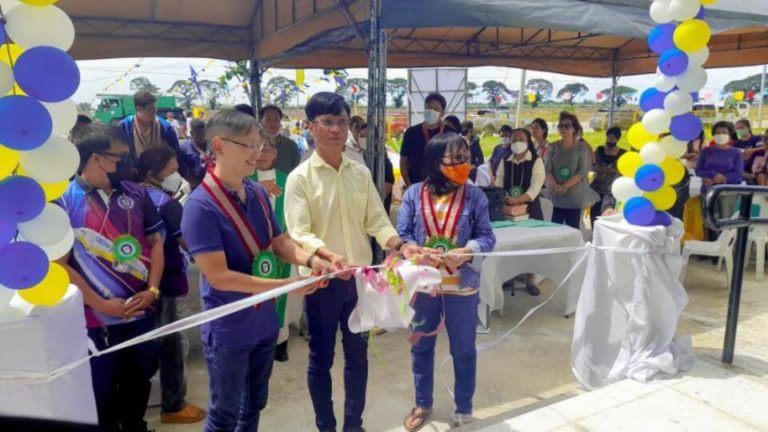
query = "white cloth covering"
(571, 214, 695, 390)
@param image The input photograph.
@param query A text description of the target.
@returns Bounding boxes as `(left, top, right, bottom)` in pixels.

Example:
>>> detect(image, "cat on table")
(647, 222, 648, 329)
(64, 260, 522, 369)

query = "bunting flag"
(190, 65, 204, 104)
(296, 69, 305, 88)
(596, 92, 605, 101)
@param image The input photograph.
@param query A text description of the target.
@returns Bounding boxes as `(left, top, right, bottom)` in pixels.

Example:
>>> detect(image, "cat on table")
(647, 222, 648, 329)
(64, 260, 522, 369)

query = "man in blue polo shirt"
(182, 110, 333, 432)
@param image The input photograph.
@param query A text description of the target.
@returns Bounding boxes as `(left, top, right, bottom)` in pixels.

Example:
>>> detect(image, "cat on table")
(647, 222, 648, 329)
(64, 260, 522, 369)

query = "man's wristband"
(305, 253, 316, 269)
(394, 240, 405, 252)
(148, 286, 160, 300)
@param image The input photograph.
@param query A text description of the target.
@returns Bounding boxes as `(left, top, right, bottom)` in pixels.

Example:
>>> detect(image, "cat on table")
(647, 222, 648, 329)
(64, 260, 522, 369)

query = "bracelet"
(148, 286, 160, 300)
(305, 253, 316, 269)
(394, 240, 406, 252)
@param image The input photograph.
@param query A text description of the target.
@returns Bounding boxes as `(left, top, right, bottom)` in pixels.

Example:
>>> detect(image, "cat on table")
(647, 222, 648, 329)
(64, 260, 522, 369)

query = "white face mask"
(500, 136, 511, 146)
(358, 137, 367, 150)
(713, 134, 730, 146)
(511, 141, 528, 154)
(423, 109, 441, 126)
(161, 171, 183, 193)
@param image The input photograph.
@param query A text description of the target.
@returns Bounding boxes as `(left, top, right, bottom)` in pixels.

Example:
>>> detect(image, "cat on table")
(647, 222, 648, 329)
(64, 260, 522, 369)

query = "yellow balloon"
(660, 157, 685, 185)
(18, 262, 70, 306)
(15, 167, 71, 201)
(4, 84, 26, 97)
(618, 151, 642, 177)
(645, 186, 677, 211)
(0, 145, 20, 179)
(628, 122, 656, 150)
(674, 19, 711, 53)
(700, 0, 717, 4)
(0, 44, 23, 66)
(19, 0, 59, 4)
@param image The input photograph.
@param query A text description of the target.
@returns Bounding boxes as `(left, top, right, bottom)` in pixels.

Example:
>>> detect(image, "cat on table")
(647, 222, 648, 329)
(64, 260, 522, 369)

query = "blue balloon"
(0, 24, 5, 45)
(0, 96, 53, 151)
(640, 88, 667, 112)
(624, 197, 656, 226)
(0, 241, 49, 290)
(0, 176, 46, 224)
(635, 164, 666, 192)
(14, 46, 80, 103)
(670, 113, 703, 141)
(658, 49, 689, 77)
(648, 24, 676, 55)
(651, 211, 673, 227)
(695, 6, 706, 19)
(690, 92, 700, 102)
(0, 220, 15, 248)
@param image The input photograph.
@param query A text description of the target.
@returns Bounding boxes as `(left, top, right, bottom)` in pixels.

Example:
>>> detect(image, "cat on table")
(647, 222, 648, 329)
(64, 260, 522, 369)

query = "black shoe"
(503, 279, 515, 296)
(275, 341, 288, 362)
(343, 428, 366, 432)
(526, 284, 541, 296)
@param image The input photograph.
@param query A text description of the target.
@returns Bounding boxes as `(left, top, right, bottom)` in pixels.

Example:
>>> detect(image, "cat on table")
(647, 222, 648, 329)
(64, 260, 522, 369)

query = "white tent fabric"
(571, 214, 695, 390)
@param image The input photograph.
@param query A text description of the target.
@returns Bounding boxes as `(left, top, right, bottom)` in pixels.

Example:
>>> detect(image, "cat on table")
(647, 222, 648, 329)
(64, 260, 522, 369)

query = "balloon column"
(0, 0, 79, 306)
(612, 0, 715, 227)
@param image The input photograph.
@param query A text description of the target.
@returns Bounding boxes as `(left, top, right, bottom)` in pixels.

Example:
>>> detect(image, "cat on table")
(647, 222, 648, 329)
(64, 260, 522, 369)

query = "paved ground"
(147, 255, 768, 432)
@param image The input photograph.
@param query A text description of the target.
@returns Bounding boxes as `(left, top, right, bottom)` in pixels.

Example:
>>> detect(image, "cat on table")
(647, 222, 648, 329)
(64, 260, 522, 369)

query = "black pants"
(156, 296, 187, 413)
(552, 207, 581, 229)
(88, 318, 158, 432)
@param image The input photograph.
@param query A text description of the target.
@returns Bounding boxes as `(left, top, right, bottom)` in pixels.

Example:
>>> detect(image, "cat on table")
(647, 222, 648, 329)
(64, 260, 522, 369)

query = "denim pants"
(88, 317, 158, 432)
(156, 296, 188, 413)
(305, 278, 368, 431)
(552, 207, 581, 229)
(203, 333, 278, 432)
(411, 292, 478, 415)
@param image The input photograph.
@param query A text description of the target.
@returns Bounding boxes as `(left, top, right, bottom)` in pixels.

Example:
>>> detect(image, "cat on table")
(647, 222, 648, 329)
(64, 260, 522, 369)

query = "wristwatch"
(305, 253, 316, 269)
(148, 286, 161, 300)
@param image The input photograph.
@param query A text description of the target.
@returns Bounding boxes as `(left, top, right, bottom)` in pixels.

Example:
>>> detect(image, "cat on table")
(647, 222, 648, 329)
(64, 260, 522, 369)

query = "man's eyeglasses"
(313, 119, 350, 129)
(97, 151, 129, 162)
(222, 137, 263, 152)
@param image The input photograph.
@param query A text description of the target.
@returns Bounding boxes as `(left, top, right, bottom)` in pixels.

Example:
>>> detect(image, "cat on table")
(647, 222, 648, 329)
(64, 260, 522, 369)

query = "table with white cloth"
(478, 222, 587, 329)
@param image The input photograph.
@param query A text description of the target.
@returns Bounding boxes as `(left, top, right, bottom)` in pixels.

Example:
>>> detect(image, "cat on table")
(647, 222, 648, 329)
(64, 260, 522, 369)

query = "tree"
(557, 83, 589, 105)
(526, 79, 554, 102)
(724, 73, 765, 93)
(199, 80, 230, 110)
(219, 60, 252, 100)
(386, 78, 407, 108)
(167, 80, 199, 110)
(482, 80, 510, 107)
(264, 76, 298, 108)
(129, 77, 160, 94)
(467, 81, 482, 104)
(600, 85, 638, 107)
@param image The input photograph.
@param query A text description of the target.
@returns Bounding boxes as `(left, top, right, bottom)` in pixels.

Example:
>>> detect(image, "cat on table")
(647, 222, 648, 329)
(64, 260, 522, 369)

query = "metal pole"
(249, 58, 263, 112)
(515, 69, 526, 128)
(758, 64, 766, 128)
(607, 52, 618, 128)
(722, 193, 753, 364)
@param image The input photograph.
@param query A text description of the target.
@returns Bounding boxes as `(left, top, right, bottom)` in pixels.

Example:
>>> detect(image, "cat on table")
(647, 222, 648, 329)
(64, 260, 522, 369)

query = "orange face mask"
(441, 163, 471, 185)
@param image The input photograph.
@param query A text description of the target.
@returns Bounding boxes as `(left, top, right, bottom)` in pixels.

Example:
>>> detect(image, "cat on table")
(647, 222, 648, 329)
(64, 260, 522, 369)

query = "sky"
(75, 57, 767, 108)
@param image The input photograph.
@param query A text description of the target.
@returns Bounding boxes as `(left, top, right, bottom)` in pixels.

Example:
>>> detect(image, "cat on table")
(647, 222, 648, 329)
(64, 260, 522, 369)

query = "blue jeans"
(411, 292, 478, 415)
(203, 334, 278, 432)
(305, 279, 368, 431)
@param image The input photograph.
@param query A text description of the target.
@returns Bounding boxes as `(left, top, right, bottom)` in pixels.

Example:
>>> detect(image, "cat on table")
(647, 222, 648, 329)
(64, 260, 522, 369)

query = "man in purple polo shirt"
(182, 110, 333, 432)
(57, 123, 165, 432)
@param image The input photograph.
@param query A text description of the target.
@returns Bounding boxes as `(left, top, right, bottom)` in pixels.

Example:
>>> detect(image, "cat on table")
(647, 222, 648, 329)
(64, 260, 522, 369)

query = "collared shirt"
(493, 150, 546, 200)
(396, 183, 496, 289)
(58, 178, 164, 328)
(284, 151, 398, 273)
(273, 134, 302, 175)
(144, 185, 188, 297)
(181, 179, 282, 346)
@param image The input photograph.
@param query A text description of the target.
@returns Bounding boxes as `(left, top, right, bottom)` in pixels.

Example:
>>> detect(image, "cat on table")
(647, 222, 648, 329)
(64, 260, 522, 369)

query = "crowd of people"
(58, 88, 765, 432)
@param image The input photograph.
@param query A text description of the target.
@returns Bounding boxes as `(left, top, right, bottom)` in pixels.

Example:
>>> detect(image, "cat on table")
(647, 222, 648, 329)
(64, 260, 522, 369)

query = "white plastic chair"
(745, 201, 768, 281)
(682, 228, 737, 288)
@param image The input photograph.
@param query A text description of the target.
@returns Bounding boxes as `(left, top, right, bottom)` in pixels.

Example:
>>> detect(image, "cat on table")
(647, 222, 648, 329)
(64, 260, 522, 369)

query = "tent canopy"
(60, 0, 768, 77)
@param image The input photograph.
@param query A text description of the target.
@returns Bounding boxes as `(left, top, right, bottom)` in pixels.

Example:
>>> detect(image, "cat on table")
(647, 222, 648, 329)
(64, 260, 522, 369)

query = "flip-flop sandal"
(403, 407, 432, 432)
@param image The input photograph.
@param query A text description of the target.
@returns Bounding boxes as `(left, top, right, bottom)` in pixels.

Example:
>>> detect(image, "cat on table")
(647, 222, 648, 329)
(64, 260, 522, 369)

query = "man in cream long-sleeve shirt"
(285, 92, 421, 432)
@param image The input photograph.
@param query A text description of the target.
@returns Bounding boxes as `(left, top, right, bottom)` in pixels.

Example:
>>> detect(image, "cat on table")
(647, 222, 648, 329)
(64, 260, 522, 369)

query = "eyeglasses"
(222, 137, 261, 152)
(557, 123, 574, 130)
(98, 151, 129, 162)
(313, 118, 350, 129)
(441, 154, 469, 165)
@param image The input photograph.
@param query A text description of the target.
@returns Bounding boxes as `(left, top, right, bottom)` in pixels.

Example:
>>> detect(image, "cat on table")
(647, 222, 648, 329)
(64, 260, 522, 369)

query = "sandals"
(403, 407, 432, 432)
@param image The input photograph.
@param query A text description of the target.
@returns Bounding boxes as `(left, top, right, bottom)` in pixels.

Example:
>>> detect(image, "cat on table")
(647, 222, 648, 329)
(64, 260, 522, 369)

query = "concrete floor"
(147, 256, 768, 432)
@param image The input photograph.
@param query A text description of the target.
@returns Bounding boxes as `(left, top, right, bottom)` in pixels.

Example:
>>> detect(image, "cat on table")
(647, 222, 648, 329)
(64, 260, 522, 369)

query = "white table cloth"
(478, 223, 587, 328)
(571, 215, 694, 390)
(0, 286, 97, 424)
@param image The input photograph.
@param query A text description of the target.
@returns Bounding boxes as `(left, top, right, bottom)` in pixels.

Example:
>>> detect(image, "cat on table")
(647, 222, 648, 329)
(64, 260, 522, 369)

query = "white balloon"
(649, 0, 673, 24)
(655, 69, 677, 93)
(0, 62, 13, 95)
(642, 109, 672, 135)
(668, 0, 699, 21)
(676, 65, 708, 92)
(661, 135, 688, 159)
(664, 90, 694, 116)
(42, 100, 78, 136)
(612, 177, 643, 202)
(640, 142, 667, 165)
(5, 4, 75, 51)
(19, 135, 79, 183)
(21, 227, 74, 261)
(688, 47, 710, 67)
(17, 203, 71, 247)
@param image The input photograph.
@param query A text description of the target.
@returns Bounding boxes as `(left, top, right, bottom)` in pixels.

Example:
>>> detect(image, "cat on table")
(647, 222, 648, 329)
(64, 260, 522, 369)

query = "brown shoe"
(403, 406, 432, 432)
(161, 403, 207, 424)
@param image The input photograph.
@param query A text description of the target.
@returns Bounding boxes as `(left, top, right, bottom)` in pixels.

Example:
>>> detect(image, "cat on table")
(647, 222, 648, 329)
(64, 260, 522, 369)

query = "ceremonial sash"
(421, 184, 466, 285)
